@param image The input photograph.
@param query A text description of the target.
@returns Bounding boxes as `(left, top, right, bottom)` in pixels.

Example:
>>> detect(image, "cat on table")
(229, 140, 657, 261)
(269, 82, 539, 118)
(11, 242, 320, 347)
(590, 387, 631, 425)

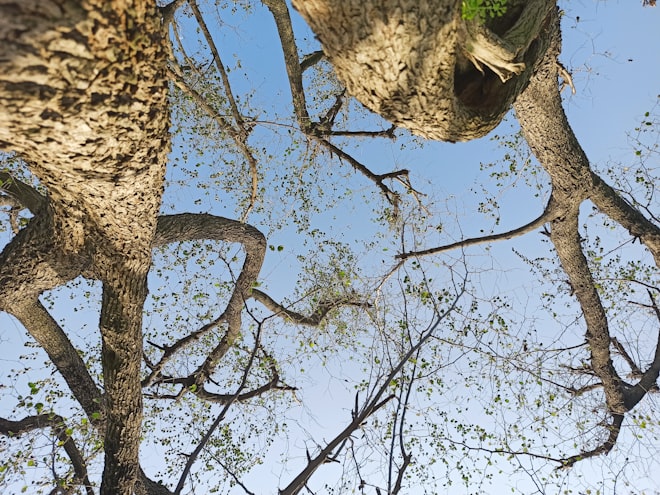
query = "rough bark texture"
(292, 0, 555, 141)
(0, 1, 170, 494)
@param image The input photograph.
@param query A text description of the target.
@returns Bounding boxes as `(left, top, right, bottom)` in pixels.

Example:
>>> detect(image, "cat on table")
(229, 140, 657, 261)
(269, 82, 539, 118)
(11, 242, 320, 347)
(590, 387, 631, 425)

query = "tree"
(0, 1, 658, 494)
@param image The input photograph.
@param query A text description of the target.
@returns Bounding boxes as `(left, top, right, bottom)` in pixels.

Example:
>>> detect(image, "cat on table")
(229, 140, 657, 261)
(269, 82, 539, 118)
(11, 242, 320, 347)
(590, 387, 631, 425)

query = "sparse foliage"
(0, 1, 658, 495)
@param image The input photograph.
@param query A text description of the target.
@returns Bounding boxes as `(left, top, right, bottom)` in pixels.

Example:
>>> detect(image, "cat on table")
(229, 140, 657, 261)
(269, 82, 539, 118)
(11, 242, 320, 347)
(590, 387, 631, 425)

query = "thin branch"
(622, 290, 660, 408)
(279, 277, 466, 495)
(318, 137, 404, 211)
(142, 314, 225, 387)
(251, 288, 371, 326)
(149, 350, 296, 403)
(397, 197, 557, 259)
(0, 414, 93, 495)
(188, 0, 245, 130)
(262, 0, 312, 130)
(611, 337, 643, 379)
(166, 68, 259, 219)
(212, 457, 257, 495)
(153, 213, 266, 387)
(173, 324, 265, 495)
(559, 414, 624, 469)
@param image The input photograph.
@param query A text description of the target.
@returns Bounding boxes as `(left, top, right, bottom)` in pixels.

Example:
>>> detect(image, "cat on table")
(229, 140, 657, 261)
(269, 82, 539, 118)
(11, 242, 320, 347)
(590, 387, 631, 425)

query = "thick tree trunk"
(0, 1, 170, 493)
(292, 0, 556, 141)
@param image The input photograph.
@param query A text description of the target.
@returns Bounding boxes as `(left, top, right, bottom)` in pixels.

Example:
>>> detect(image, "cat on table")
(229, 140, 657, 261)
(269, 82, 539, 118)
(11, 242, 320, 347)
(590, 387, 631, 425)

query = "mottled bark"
(292, 0, 555, 141)
(0, 1, 170, 494)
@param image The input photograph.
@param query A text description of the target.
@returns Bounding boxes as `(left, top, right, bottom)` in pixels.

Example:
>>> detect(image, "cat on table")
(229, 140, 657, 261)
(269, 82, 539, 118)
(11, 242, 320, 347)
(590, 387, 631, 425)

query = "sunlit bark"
(292, 0, 555, 141)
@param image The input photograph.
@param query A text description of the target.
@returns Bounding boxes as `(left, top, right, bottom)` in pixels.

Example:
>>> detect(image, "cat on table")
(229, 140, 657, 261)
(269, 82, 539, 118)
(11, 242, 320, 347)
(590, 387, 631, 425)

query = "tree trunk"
(0, 1, 170, 493)
(292, 0, 556, 141)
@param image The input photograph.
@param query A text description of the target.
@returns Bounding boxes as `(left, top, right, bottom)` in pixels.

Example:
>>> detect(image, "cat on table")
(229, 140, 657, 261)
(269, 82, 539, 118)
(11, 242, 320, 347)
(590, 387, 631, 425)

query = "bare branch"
(611, 337, 643, 379)
(166, 69, 259, 219)
(173, 324, 266, 494)
(263, 0, 312, 131)
(397, 197, 557, 259)
(153, 214, 266, 386)
(318, 137, 404, 211)
(558, 414, 624, 469)
(187, 0, 246, 131)
(251, 288, 371, 326)
(279, 278, 466, 495)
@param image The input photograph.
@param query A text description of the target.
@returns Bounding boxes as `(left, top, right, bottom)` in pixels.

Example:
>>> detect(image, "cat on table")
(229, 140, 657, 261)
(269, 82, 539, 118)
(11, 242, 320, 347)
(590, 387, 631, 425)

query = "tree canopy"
(0, 1, 658, 494)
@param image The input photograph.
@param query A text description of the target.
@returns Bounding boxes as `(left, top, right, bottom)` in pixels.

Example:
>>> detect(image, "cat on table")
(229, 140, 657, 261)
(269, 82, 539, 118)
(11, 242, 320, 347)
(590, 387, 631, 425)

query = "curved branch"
(559, 414, 624, 469)
(622, 290, 660, 409)
(153, 214, 266, 386)
(251, 288, 371, 326)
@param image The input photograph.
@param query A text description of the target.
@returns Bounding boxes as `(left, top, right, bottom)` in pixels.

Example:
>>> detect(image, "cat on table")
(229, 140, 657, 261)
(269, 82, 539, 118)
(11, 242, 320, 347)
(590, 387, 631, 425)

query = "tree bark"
(292, 0, 556, 141)
(0, 1, 170, 493)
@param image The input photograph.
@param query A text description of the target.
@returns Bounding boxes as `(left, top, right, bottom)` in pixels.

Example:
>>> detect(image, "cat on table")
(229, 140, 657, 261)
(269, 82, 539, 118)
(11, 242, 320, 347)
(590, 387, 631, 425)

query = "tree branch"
(559, 414, 624, 469)
(188, 0, 246, 130)
(166, 69, 259, 219)
(622, 290, 660, 408)
(279, 278, 466, 495)
(0, 170, 47, 214)
(173, 323, 266, 494)
(251, 288, 371, 326)
(0, 414, 93, 495)
(589, 172, 660, 266)
(263, 0, 312, 131)
(397, 197, 557, 259)
(153, 214, 266, 387)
